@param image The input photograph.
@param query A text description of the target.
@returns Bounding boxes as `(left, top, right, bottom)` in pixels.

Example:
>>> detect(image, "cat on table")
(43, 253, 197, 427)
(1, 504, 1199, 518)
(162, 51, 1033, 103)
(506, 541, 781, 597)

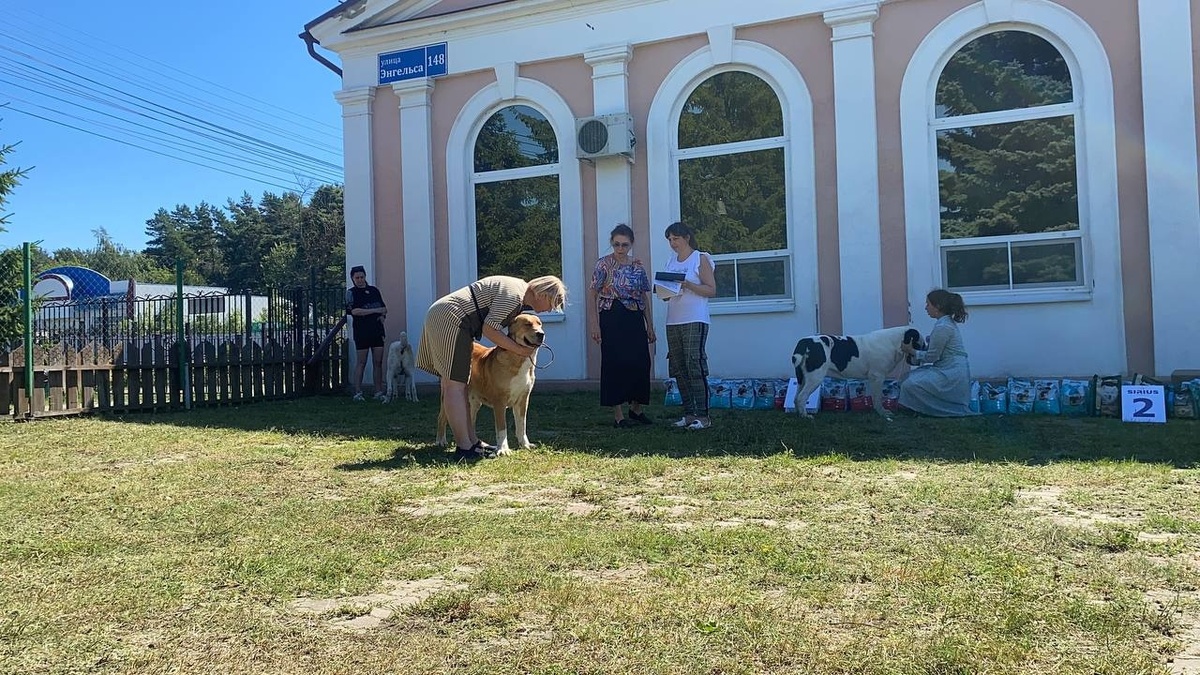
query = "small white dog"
(384, 332, 418, 402)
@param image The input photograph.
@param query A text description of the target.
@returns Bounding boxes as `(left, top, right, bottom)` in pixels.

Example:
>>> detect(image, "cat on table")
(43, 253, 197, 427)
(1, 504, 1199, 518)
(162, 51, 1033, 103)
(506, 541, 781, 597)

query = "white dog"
(790, 326, 925, 419)
(384, 332, 418, 402)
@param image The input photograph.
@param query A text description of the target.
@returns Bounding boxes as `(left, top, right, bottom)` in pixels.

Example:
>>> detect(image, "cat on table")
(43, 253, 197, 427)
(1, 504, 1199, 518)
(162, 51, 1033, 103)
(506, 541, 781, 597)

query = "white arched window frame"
(446, 78, 583, 325)
(901, 0, 1121, 307)
(470, 104, 562, 277)
(648, 41, 817, 316)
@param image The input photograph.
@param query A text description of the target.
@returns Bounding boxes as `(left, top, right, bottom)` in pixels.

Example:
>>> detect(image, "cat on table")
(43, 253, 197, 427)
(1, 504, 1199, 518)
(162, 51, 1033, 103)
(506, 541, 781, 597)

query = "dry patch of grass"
(4, 394, 1200, 673)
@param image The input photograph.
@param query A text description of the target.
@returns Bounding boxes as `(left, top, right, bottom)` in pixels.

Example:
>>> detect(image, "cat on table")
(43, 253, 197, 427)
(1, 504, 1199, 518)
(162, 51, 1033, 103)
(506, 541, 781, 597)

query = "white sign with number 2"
(1121, 385, 1166, 424)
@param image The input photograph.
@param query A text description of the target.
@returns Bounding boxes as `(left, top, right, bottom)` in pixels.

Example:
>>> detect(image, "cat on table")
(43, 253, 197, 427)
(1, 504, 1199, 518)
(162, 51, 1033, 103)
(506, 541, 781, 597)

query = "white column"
(585, 44, 633, 248)
(825, 3, 883, 334)
(1139, 0, 1200, 374)
(334, 86, 376, 388)
(334, 87, 376, 281)
(393, 79, 437, 382)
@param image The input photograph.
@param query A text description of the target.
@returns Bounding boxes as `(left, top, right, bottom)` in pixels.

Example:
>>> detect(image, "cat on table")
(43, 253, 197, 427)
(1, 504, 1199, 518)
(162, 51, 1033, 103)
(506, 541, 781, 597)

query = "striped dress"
(416, 275, 528, 382)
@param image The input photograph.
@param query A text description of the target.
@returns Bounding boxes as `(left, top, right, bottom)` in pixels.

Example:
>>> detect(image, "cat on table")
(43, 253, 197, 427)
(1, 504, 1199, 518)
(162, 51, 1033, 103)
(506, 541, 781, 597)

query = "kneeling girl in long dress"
(898, 289, 978, 417)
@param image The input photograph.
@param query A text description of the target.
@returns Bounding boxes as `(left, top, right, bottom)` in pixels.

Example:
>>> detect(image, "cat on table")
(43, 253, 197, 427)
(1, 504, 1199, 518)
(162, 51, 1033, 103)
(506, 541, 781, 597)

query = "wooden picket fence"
(0, 335, 349, 419)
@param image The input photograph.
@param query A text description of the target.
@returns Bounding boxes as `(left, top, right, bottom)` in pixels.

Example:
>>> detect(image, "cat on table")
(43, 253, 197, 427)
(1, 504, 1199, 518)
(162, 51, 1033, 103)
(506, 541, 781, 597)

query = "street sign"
(378, 42, 447, 85)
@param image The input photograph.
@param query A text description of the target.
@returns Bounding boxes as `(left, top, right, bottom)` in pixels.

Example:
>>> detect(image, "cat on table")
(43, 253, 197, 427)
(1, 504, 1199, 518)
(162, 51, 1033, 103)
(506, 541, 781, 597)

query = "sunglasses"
(611, 242, 631, 249)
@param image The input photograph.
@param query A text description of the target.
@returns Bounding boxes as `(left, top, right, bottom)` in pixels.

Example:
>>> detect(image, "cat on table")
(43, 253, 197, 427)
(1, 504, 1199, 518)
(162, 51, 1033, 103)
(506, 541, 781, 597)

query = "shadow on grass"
(108, 390, 1200, 469)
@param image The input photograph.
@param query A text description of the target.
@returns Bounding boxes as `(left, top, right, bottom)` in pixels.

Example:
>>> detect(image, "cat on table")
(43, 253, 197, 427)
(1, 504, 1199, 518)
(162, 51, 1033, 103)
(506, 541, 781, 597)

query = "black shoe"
(454, 441, 496, 461)
(613, 418, 638, 429)
(629, 411, 653, 425)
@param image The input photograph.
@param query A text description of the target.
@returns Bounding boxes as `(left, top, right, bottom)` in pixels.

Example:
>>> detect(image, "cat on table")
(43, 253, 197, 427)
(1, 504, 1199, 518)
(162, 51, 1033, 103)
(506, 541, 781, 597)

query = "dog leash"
(531, 343, 555, 370)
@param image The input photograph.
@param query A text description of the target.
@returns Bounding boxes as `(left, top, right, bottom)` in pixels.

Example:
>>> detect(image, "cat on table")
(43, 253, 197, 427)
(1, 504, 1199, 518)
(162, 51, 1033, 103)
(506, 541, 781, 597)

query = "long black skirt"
(599, 301, 651, 407)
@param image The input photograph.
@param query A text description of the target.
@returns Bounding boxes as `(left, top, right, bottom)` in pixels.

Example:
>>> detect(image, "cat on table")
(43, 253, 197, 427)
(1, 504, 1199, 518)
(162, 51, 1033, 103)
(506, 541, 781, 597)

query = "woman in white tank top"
(662, 222, 717, 430)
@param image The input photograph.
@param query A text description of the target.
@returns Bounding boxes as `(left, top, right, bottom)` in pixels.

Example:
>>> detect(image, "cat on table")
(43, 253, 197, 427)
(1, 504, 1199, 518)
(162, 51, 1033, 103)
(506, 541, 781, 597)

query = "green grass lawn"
(2, 393, 1199, 674)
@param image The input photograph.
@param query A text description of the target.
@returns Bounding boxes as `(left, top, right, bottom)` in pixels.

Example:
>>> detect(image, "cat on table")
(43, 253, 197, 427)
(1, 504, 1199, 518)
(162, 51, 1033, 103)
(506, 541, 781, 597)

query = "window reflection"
(938, 116, 1078, 239)
(679, 71, 783, 149)
(674, 71, 791, 302)
(474, 105, 558, 172)
(474, 176, 562, 280)
(1012, 240, 1079, 286)
(679, 148, 787, 254)
(936, 30, 1072, 117)
(933, 30, 1083, 292)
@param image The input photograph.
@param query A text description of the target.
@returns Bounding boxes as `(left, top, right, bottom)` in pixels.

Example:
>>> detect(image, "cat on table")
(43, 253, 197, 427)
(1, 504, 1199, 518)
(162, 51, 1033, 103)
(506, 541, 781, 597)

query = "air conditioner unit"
(575, 113, 635, 160)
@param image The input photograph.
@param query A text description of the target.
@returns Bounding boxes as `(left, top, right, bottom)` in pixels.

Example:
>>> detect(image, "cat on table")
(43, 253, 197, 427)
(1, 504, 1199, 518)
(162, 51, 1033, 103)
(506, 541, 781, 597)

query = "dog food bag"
(1007, 378, 1035, 415)
(979, 382, 1007, 415)
(820, 377, 849, 412)
(663, 378, 682, 407)
(1058, 378, 1091, 416)
(846, 379, 873, 412)
(1092, 375, 1122, 417)
(882, 379, 901, 412)
(708, 377, 732, 410)
(730, 379, 755, 410)
(1173, 379, 1200, 419)
(751, 379, 776, 410)
(773, 379, 791, 410)
(968, 381, 981, 414)
(1032, 379, 1061, 415)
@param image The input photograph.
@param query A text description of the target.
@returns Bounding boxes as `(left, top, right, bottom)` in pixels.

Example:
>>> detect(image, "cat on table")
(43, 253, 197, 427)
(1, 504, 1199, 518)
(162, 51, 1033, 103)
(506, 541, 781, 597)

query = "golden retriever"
(435, 313, 544, 454)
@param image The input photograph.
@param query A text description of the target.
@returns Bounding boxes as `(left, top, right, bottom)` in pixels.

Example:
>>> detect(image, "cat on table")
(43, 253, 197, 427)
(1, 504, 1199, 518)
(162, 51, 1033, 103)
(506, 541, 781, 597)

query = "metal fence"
(1, 255, 349, 419)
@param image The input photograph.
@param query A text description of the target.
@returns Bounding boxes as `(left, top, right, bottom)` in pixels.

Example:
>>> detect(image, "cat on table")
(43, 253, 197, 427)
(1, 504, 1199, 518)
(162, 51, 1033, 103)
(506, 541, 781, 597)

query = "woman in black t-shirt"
(345, 265, 387, 401)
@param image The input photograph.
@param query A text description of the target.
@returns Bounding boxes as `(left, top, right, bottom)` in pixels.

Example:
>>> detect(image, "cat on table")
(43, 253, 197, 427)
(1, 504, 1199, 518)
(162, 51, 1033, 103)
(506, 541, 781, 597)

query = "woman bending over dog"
(416, 275, 567, 460)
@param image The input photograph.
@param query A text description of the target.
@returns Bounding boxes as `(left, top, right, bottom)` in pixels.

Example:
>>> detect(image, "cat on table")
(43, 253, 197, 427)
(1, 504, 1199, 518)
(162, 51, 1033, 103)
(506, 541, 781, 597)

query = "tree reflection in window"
(473, 105, 562, 279)
(935, 30, 1083, 291)
(676, 71, 788, 301)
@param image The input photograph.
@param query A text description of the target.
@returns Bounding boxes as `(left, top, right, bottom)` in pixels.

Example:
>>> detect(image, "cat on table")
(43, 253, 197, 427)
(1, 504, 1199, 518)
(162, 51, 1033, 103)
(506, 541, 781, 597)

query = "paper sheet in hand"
(654, 280, 682, 300)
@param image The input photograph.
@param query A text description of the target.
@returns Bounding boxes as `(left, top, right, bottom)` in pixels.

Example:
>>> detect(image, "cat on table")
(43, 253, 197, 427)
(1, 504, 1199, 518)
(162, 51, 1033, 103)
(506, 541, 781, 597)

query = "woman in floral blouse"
(590, 224, 656, 428)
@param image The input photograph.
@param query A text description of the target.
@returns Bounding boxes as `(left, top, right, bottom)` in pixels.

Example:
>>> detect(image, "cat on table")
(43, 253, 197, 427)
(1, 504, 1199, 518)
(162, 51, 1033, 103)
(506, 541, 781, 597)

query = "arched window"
(674, 71, 789, 302)
(472, 104, 562, 279)
(934, 30, 1082, 292)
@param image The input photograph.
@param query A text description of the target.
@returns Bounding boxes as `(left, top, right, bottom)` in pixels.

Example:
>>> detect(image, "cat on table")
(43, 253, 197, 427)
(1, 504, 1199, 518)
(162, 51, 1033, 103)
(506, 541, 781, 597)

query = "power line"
(0, 27, 343, 157)
(0, 10, 347, 193)
(0, 63, 343, 183)
(2, 103, 306, 193)
(0, 44, 343, 174)
(6, 5, 342, 137)
(0, 85, 342, 186)
(0, 58, 345, 181)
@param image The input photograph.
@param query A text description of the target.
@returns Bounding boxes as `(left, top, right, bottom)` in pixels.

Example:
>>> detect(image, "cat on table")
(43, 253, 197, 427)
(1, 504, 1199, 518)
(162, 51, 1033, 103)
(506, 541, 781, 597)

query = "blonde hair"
(528, 275, 567, 311)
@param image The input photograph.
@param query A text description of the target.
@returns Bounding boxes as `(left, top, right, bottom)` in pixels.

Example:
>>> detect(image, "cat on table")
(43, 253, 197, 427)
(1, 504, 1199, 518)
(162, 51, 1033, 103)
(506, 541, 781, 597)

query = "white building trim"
(335, 87, 377, 283)
(900, 0, 1125, 376)
(329, 0, 909, 88)
(392, 79, 438, 382)
(1138, 0, 1200, 374)
(445, 72, 587, 379)
(825, 3, 883, 333)
(585, 44, 634, 251)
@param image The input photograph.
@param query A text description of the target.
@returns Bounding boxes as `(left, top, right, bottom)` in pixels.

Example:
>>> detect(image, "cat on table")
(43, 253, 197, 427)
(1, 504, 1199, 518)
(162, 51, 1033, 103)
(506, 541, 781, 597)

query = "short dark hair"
(664, 221, 697, 249)
(610, 223, 635, 244)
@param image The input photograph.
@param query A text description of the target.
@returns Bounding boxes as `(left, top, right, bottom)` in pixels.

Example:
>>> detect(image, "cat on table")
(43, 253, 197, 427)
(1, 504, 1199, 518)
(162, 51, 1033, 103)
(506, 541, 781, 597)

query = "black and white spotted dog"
(790, 326, 925, 419)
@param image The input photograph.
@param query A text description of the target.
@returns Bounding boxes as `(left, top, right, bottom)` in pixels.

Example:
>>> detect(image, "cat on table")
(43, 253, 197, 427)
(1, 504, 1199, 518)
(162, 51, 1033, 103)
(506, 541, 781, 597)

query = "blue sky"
(0, 1, 345, 254)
